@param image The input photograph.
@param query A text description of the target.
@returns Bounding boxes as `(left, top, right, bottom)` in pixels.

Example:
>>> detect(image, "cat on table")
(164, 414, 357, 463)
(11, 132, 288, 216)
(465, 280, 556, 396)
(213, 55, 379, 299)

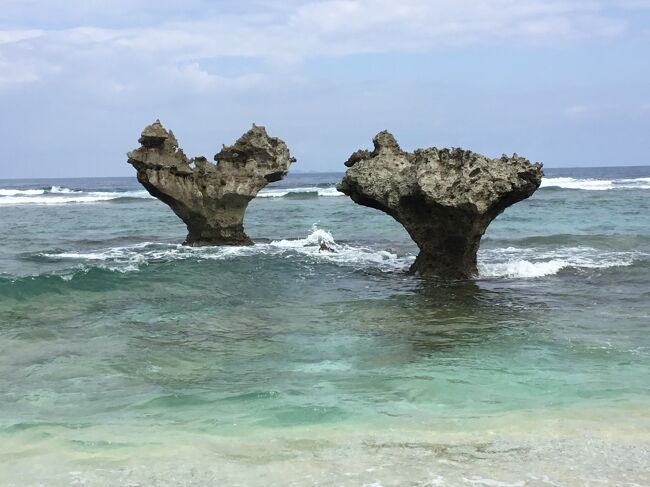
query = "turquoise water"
(0, 168, 649, 485)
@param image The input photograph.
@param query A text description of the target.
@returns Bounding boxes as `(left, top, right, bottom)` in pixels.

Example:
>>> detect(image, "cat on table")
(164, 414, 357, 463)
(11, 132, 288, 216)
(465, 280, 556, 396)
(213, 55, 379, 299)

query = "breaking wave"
(478, 246, 641, 278)
(541, 177, 650, 191)
(3, 174, 649, 205)
(0, 188, 45, 196)
(37, 227, 412, 275)
(49, 185, 81, 194)
(0, 186, 152, 205)
(26, 228, 645, 281)
(0, 185, 343, 205)
(258, 186, 343, 198)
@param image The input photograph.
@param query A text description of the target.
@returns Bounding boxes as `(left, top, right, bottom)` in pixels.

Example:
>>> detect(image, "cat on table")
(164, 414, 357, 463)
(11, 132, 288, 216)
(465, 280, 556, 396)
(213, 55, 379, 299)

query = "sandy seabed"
(2, 404, 649, 486)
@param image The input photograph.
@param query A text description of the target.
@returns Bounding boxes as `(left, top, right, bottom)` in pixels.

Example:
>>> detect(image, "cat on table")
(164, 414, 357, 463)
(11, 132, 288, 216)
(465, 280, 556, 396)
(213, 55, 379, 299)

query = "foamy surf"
(39, 227, 414, 274)
(37, 228, 644, 279)
(49, 185, 82, 194)
(478, 246, 639, 278)
(3, 175, 649, 205)
(0, 186, 152, 205)
(257, 186, 343, 197)
(541, 176, 650, 190)
(0, 185, 345, 205)
(0, 188, 46, 196)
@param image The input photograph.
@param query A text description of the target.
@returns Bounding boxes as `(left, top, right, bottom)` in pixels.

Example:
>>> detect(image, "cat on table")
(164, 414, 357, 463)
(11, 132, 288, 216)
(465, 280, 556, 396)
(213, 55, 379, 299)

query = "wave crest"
(478, 246, 640, 278)
(0, 186, 152, 205)
(257, 186, 343, 198)
(0, 185, 344, 205)
(0, 189, 45, 196)
(32, 229, 645, 281)
(38, 227, 413, 275)
(541, 177, 650, 191)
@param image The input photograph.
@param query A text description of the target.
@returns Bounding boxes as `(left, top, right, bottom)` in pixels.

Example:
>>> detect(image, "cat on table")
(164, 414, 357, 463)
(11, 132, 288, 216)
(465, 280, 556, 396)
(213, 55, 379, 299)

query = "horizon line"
(1, 164, 649, 181)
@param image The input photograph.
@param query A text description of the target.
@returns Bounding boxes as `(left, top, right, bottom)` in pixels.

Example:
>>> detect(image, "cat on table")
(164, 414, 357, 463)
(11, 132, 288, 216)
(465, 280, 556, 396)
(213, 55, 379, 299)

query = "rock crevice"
(337, 131, 543, 279)
(127, 120, 295, 246)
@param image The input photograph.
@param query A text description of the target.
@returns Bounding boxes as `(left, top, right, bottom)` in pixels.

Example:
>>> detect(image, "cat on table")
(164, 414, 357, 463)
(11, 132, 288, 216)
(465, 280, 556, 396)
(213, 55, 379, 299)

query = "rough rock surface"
(337, 131, 543, 279)
(128, 120, 295, 246)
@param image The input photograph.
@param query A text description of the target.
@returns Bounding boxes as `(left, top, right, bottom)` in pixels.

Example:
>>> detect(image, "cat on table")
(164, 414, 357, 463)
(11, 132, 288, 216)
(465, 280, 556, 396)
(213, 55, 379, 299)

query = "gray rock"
(127, 120, 295, 246)
(337, 131, 543, 279)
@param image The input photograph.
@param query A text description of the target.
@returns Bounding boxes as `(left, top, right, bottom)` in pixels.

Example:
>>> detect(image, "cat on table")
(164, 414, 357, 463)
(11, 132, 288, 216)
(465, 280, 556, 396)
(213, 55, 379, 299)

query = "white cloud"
(0, 0, 648, 92)
(165, 63, 263, 93)
(0, 29, 44, 45)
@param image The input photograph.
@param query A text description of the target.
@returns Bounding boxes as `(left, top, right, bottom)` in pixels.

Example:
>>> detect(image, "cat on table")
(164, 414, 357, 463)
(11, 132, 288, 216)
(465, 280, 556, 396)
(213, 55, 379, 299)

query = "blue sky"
(1, 0, 649, 178)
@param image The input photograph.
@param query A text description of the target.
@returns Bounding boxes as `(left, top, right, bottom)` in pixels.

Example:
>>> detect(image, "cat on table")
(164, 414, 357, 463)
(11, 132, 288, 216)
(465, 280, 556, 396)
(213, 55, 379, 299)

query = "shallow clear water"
(0, 168, 649, 486)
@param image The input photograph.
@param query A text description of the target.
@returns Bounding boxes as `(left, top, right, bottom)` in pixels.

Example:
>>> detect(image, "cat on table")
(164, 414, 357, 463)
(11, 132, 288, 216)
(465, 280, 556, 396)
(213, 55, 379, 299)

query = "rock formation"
(127, 120, 295, 246)
(337, 131, 543, 279)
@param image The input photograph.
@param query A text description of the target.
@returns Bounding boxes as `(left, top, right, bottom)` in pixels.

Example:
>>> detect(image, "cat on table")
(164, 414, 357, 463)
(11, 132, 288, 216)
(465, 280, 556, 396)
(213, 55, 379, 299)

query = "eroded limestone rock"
(337, 131, 543, 279)
(127, 120, 295, 246)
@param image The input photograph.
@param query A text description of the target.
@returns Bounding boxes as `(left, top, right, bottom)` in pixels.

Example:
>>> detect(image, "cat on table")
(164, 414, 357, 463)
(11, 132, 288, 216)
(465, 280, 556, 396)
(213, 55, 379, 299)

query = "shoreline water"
(3, 403, 649, 485)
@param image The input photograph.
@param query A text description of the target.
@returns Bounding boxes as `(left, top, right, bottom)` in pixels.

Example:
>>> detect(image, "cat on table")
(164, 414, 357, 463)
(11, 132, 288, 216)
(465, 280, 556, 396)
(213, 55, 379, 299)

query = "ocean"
(0, 167, 649, 486)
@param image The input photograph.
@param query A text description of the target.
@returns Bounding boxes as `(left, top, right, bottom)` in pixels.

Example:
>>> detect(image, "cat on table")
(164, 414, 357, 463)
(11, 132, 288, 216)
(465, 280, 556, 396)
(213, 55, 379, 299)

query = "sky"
(1, 0, 649, 178)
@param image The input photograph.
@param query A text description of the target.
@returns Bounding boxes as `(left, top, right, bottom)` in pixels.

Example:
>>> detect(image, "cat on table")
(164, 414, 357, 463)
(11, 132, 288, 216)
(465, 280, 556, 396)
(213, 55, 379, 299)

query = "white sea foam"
(620, 177, 650, 183)
(49, 185, 81, 194)
(0, 185, 344, 205)
(40, 229, 643, 279)
(269, 228, 409, 270)
(479, 259, 567, 278)
(3, 175, 648, 205)
(0, 188, 45, 196)
(258, 186, 343, 197)
(0, 188, 152, 205)
(40, 227, 413, 274)
(541, 176, 650, 190)
(0, 186, 83, 197)
(478, 246, 638, 278)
